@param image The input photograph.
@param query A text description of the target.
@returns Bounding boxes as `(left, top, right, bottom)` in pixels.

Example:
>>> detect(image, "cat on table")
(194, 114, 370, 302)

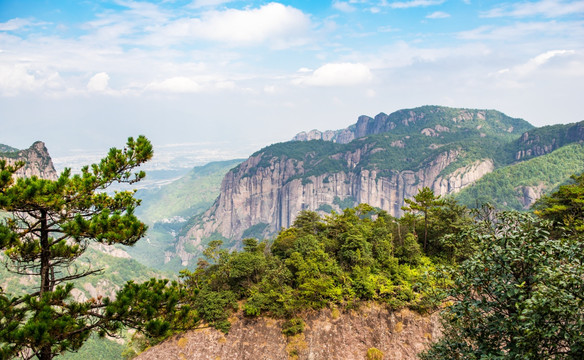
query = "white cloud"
(87, 72, 110, 92)
(215, 80, 235, 90)
(388, 0, 445, 9)
(0, 63, 66, 96)
(426, 11, 450, 19)
(157, 3, 311, 48)
(0, 64, 38, 95)
(189, 0, 235, 8)
(499, 49, 576, 77)
(146, 77, 202, 93)
(482, 0, 584, 18)
(0, 18, 46, 31)
(293, 62, 373, 86)
(115, 0, 169, 21)
(457, 21, 581, 40)
(333, 1, 357, 12)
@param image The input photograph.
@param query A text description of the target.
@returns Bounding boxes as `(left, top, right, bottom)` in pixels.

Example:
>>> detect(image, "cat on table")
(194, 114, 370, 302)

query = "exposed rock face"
(137, 304, 441, 360)
(515, 121, 584, 161)
(518, 183, 547, 209)
(0, 141, 58, 180)
(178, 148, 492, 265)
(177, 106, 537, 265)
(433, 160, 495, 195)
(292, 112, 398, 144)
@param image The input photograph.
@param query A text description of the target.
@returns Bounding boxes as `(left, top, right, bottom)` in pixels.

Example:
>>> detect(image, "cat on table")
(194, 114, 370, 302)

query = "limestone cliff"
(177, 149, 493, 266)
(136, 304, 441, 360)
(0, 141, 58, 180)
(175, 106, 533, 266)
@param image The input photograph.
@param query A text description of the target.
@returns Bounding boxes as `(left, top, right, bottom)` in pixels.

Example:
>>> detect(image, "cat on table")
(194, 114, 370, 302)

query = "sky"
(1, 0, 583, 170)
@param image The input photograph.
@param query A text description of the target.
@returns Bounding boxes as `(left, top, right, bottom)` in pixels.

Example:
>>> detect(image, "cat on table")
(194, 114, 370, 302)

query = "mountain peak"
(0, 141, 58, 180)
(293, 106, 532, 145)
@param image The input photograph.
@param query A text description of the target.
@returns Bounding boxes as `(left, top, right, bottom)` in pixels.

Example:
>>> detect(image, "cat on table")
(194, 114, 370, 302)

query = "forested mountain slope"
(171, 106, 584, 267)
(454, 143, 584, 210)
(128, 159, 243, 271)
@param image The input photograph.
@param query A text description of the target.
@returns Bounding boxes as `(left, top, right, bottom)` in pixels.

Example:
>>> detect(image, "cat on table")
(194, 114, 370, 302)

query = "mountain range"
(5, 105, 584, 271)
(167, 106, 583, 267)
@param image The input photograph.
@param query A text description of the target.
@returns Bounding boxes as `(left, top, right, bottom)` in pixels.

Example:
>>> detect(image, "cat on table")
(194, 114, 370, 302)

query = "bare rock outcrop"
(137, 304, 441, 360)
(518, 183, 547, 209)
(0, 141, 58, 180)
(433, 159, 495, 195)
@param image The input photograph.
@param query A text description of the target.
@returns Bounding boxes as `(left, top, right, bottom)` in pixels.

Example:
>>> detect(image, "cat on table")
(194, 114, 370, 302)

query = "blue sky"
(1, 0, 583, 168)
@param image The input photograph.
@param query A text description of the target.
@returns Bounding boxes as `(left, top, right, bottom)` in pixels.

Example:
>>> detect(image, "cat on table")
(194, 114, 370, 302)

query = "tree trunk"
(40, 346, 53, 360)
(39, 209, 54, 360)
(423, 212, 428, 252)
(39, 209, 51, 294)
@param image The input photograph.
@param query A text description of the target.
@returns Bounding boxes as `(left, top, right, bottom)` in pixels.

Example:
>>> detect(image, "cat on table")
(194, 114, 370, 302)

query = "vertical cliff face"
(136, 304, 441, 360)
(175, 106, 538, 266)
(178, 148, 493, 266)
(0, 141, 58, 180)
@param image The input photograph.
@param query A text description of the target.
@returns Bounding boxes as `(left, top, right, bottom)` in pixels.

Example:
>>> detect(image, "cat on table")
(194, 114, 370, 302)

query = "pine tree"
(534, 172, 584, 233)
(0, 136, 155, 360)
(401, 187, 444, 252)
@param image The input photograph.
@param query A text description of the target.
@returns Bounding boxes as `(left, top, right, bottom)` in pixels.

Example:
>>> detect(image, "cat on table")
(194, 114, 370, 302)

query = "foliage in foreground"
(177, 203, 460, 335)
(0, 136, 190, 360)
(421, 210, 584, 359)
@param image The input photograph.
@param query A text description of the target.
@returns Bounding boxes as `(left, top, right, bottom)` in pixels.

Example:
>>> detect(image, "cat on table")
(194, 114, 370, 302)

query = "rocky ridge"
(513, 121, 584, 161)
(0, 141, 58, 180)
(137, 304, 440, 360)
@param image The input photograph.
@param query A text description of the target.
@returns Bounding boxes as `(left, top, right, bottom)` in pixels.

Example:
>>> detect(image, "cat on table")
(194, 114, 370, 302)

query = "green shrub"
(366, 347, 384, 360)
(282, 318, 305, 336)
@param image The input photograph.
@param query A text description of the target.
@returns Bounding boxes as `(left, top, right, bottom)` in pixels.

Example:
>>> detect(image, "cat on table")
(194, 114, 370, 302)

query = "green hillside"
(127, 159, 243, 271)
(503, 120, 584, 163)
(0, 143, 19, 153)
(135, 159, 243, 223)
(454, 143, 584, 210)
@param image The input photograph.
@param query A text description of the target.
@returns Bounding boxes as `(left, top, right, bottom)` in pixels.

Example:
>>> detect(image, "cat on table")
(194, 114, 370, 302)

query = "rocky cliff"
(137, 304, 441, 360)
(0, 141, 58, 180)
(175, 106, 527, 266)
(185, 149, 490, 238)
(513, 121, 584, 161)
